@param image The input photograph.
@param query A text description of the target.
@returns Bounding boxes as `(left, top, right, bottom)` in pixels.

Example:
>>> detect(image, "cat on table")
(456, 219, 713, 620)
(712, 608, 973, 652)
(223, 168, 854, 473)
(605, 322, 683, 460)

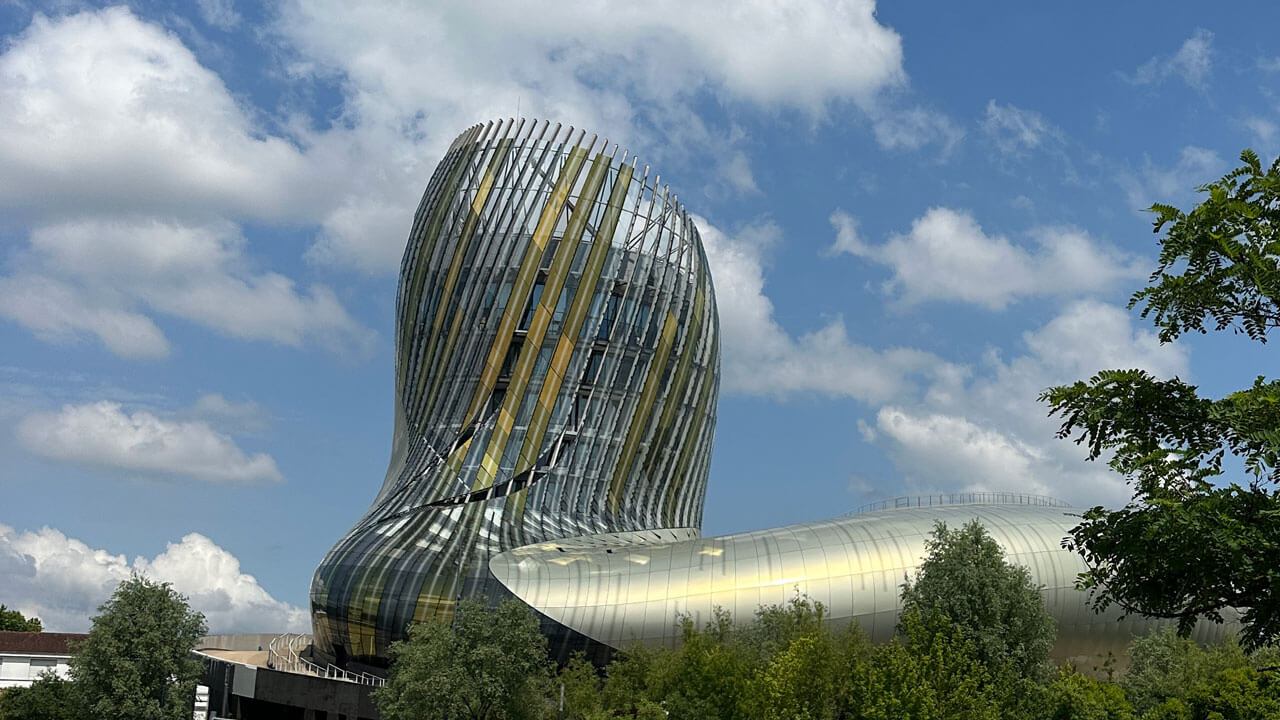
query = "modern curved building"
(312, 118, 719, 665)
(312, 119, 1233, 667)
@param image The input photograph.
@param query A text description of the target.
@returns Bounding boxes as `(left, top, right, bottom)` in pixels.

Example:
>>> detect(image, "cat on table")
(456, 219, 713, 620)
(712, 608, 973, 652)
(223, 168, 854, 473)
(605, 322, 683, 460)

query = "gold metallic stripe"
(409, 137, 515, 416)
(647, 279, 705, 485)
(417, 126, 561, 450)
(472, 151, 610, 491)
(410, 501, 487, 625)
(666, 331, 718, 524)
(462, 146, 589, 429)
(399, 131, 484, 395)
(507, 163, 636, 524)
(347, 128, 492, 635)
(609, 310, 679, 512)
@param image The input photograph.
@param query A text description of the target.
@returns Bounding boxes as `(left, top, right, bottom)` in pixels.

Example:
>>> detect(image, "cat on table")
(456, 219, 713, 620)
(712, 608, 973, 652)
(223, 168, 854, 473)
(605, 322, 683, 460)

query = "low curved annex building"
(313, 119, 1232, 667)
(490, 497, 1233, 665)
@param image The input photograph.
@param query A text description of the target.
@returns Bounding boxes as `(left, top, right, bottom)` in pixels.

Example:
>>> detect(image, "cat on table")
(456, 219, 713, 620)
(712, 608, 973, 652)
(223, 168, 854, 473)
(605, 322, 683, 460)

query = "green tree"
(899, 520, 1056, 678)
(0, 673, 83, 720)
(735, 592, 829, 666)
(858, 611, 1002, 720)
(69, 575, 207, 720)
(374, 599, 552, 720)
(1041, 149, 1280, 647)
(594, 643, 668, 720)
(1122, 628, 1280, 716)
(0, 606, 41, 632)
(644, 609, 751, 720)
(739, 594, 869, 720)
(1038, 668, 1135, 720)
(750, 631, 843, 720)
(554, 653, 605, 720)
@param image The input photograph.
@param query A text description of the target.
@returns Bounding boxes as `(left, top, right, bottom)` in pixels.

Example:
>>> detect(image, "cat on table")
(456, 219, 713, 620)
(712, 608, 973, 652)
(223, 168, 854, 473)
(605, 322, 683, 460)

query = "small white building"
(0, 632, 85, 689)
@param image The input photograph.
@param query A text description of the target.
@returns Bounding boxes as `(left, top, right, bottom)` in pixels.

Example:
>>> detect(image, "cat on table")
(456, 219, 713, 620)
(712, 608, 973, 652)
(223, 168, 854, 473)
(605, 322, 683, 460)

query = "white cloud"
(195, 0, 240, 30)
(0, 7, 320, 225)
(0, 275, 170, 359)
(17, 400, 283, 484)
(865, 300, 1190, 507)
(0, 524, 307, 633)
(1244, 116, 1278, 154)
(720, 151, 761, 196)
(981, 100, 1061, 155)
(873, 407, 1045, 494)
(275, 0, 908, 272)
(0, 217, 375, 358)
(1, 3, 913, 279)
(828, 208, 1145, 309)
(697, 215, 951, 402)
(1119, 146, 1225, 211)
(188, 394, 271, 434)
(1126, 28, 1213, 89)
(0, 9, 374, 358)
(869, 104, 964, 156)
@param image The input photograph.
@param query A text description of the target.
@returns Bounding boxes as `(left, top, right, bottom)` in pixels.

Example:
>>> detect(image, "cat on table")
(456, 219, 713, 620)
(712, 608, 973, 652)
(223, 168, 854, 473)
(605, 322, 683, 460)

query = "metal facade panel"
(489, 504, 1238, 661)
(311, 121, 719, 663)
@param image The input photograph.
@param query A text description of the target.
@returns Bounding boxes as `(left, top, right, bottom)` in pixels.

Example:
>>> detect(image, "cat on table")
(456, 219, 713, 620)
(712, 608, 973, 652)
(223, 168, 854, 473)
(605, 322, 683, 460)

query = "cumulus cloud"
(0, 3, 916, 280)
(0, 276, 171, 359)
(0, 7, 320, 225)
(865, 300, 1190, 507)
(697, 215, 951, 401)
(828, 208, 1146, 309)
(872, 408, 1044, 493)
(1125, 28, 1214, 90)
(275, 0, 909, 271)
(17, 401, 283, 484)
(0, 9, 375, 359)
(0, 217, 375, 358)
(981, 100, 1061, 155)
(0, 524, 307, 633)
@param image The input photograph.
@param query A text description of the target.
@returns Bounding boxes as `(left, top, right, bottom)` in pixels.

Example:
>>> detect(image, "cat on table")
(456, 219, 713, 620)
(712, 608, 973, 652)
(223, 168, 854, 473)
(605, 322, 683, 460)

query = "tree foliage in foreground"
(0, 673, 83, 720)
(900, 520, 1056, 679)
(374, 599, 552, 720)
(0, 606, 42, 633)
(69, 575, 207, 720)
(371, 521, 1280, 719)
(1042, 149, 1280, 647)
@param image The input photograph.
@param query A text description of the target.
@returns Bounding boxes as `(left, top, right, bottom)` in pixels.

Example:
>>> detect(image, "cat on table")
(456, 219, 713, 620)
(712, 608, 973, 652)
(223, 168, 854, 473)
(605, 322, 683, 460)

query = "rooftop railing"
(850, 492, 1071, 517)
(267, 633, 385, 687)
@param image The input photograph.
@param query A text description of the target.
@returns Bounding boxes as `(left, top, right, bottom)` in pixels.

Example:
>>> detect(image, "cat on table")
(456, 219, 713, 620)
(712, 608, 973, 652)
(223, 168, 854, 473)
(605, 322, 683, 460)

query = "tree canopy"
(1042, 149, 1280, 647)
(68, 575, 207, 720)
(0, 672, 82, 720)
(0, 606, 42, 633)
(899, 519, 1056, 678)
(357, 573, 1280, 719)
(374, 599, 552, 720)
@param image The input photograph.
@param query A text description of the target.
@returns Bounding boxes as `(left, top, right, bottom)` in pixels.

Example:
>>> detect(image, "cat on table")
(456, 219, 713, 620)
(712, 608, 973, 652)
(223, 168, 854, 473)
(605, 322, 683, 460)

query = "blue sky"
(0, 1, 1276, 632)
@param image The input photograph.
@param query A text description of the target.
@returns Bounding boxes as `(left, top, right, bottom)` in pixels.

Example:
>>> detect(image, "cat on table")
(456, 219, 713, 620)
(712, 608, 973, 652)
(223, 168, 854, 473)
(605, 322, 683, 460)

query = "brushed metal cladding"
(489, 504, 1238, 663)
(310, 118, 720, 664)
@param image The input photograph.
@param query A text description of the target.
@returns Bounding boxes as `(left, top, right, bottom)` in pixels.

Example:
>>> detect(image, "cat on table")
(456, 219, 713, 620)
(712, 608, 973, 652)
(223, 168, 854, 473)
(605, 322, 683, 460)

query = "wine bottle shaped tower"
(311, 119, 720, 664)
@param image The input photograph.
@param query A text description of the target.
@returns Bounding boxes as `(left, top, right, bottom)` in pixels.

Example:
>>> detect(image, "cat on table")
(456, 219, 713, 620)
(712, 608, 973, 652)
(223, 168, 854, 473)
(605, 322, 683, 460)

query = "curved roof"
(491, 503, 1236, 663)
